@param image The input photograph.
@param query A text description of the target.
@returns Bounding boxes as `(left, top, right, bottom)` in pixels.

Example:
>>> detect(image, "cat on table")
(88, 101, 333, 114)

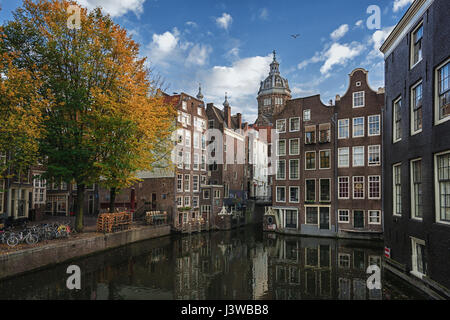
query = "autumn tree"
(1, 0, 175, 231)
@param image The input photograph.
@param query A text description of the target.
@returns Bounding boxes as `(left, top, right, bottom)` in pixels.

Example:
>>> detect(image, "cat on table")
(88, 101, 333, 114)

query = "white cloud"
(185, 21, 198, 28)
(330, 24, 349, 41)
(186, 44, 212, 66)
(216, 13, 233, 30)
(259, 8, 269, 20)
(393, 0, 414, 12)
(367, 26, 395, 59)
(225, 47, 240, 61)
(77, 0, 145, 17)
(320, 42, 365, 75)
(355, 20, 364, 27)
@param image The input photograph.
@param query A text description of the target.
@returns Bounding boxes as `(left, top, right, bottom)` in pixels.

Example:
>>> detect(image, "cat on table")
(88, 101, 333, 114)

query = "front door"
(354, 210, 365, 229)
(319, 207, 330, 230)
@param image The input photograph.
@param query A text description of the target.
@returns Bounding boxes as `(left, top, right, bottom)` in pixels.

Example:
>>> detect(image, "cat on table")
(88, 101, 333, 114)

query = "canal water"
(0, 225, 428, 300)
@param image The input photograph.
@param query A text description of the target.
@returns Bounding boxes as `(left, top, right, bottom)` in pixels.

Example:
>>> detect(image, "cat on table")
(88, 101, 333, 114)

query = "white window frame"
(368, 176, 381, 200)
(410, 158, 423, 221)
(193, 175, 199, 192)
(303, 109, 311, 121)
(410, 22, 423, 69)
(176, 196, 183, 208)
(393, 163, 402, 216)
(338, 119, 349, 139)
(289, 138, 300, 156)
(184, 196, 190, 207)
(434, 150, 450, 225)
(289, 117, 300, 132)
(434, 58, 450, 125)
(184, 174, 190, 192)
(289, 159, 300, 181)
(276, 186, 286, 203)
(410, 80, 423, 136)
(352, 146, 365, 167)
(353, 91, 365, 108)
(410, 237, 427, 279)
(338, 177, 350, 200)
(203, 189, 210, 200)
(393, 97, 402, 143)
(368, 115, 381, 136)
(276, 119, 286, 133)
(338, 148, 350, 168)
(338, 210, 350, 223)
(352, 117, 365, 138)
(368, 210, 381, 225)
(276, 160, 286, 180)
(353, 176, 365, 200)
(277, 139, 286, 156)
(368, 145, 381, 166)
(319, 150, 331, 170)
(192, 196, 199, 208)
(177, 174, 183, 192)
(289, 186, 300, 204)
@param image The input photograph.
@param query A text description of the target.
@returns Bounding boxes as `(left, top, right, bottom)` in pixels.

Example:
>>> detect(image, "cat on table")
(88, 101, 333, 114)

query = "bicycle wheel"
(7, 236, 19, 247)
(25, 234, 38, 245)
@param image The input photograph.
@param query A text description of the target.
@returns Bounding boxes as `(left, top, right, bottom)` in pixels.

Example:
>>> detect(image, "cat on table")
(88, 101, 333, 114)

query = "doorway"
(354, 210, 365, 229)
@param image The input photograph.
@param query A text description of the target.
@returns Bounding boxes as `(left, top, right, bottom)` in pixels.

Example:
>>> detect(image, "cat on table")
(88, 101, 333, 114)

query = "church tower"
(256, 51, 291, 126)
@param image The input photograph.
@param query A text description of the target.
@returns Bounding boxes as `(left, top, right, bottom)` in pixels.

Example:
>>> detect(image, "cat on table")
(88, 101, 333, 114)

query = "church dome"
(257, 51, 291, 97)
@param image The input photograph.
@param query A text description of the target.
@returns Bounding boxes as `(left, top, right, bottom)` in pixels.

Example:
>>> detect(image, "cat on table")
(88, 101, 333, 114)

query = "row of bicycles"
(0, 221, 75, 247)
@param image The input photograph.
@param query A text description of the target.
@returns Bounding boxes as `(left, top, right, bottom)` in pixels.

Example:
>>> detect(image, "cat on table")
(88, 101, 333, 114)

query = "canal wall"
(0, 225, 171, 280)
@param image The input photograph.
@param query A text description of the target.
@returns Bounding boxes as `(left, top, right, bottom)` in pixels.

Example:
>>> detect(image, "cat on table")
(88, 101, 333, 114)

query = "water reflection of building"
(265, 235, 385, 300)
(251, 243, 269, 300)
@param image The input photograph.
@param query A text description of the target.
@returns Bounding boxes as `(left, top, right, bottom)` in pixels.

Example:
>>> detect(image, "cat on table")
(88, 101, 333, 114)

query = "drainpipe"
(332, 112, 339, 237)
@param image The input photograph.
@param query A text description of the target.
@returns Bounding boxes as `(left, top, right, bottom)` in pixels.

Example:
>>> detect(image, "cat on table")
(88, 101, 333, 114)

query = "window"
(353, 91, 365, 108)
(338, 119, 349, 139)
(203, 189, 210, 199)
(289, 187, 300, 203)
(411, 81, 423, 135)
(176, 196, 182, 207)
(276, 187, 286, 203)
(393, 97, 402, 142)
(353, 176, 365, 199)
(275, 97, 284, 105)
(277, 139, 286, 156)
(33, 175, 46, 205)
(353, 146, 364, 167)
(276, 160, 286, 180)
(285, 210, 298, 229)
(368, 115, 380, 136)
(201, 134, 206, 150)
(177, 174, 183, 192)
(290, 118, 300, 132)
(393, 164, 402, 216)
(319, 150, 331, 169)
(368, 176, 381, 199)
(184, 152, 191, 169)
(436, 59, 450, 123)
(289, 159, 300, 180)
(264, 98, 271, 106)
(305, 126, 316, 144)
(192, 196, 199, 208)
(435, 151, 450, 223)
(185, 130, 191, 147)
(305, 152, 316, 170)
(411, 237, 427, 278)
(193, 175, 199, 192)
(353, 117, 364, 137)
(184, 196, 190, 207)
(193, 153, 199, 170)
(338, 210, 350, 223)
(214, 190, 220, 199)
(177, 151, 183, 169)
(368, 145, 381, 166)
(303, 109, 311, 121)
(369, 211, 381, 225)
(193, 132, 199, 149)
(208, 120, 214, 129)
(320, 179, 331, 202)
(276, 119, 286, 133)
(338, 177, 349, 199)
(184, 175, 190, 192)
(289, 139, 300, 156)
(319, 124, 331, 143)
(411, 23, 423, 67)
(306, 207, 318, 225)
(306, 179, 316, 202)
(411, 159, 423, 219)
(338, 148, 349, 168)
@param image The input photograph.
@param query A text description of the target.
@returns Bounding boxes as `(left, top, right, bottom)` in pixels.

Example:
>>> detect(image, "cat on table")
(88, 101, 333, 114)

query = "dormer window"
(353, 91, 365, 108)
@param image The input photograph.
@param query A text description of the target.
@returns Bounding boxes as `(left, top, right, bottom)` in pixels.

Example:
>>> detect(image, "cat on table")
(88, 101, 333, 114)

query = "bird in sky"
(291, 34, 300, 39)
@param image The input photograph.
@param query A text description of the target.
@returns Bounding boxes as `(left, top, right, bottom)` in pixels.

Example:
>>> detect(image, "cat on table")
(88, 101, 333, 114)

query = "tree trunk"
(109, 187, 116, 213)
(75, 184, 85, 233)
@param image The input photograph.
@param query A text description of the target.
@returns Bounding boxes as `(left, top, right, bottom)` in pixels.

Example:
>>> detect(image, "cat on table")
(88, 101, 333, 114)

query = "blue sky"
(0, 0, 415, 123)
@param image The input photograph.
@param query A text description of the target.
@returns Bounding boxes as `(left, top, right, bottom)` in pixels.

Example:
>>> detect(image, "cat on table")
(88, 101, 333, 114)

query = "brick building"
(335, 69, 384, 239)
(380, 0, 450, 298)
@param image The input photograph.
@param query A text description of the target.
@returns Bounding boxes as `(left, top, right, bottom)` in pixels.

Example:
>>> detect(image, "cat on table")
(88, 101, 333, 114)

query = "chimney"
(224, 106, 231, 128)
(244, 122, 248, 132)
(237, 113, 242, 129)
(335, 95, 341, 101)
